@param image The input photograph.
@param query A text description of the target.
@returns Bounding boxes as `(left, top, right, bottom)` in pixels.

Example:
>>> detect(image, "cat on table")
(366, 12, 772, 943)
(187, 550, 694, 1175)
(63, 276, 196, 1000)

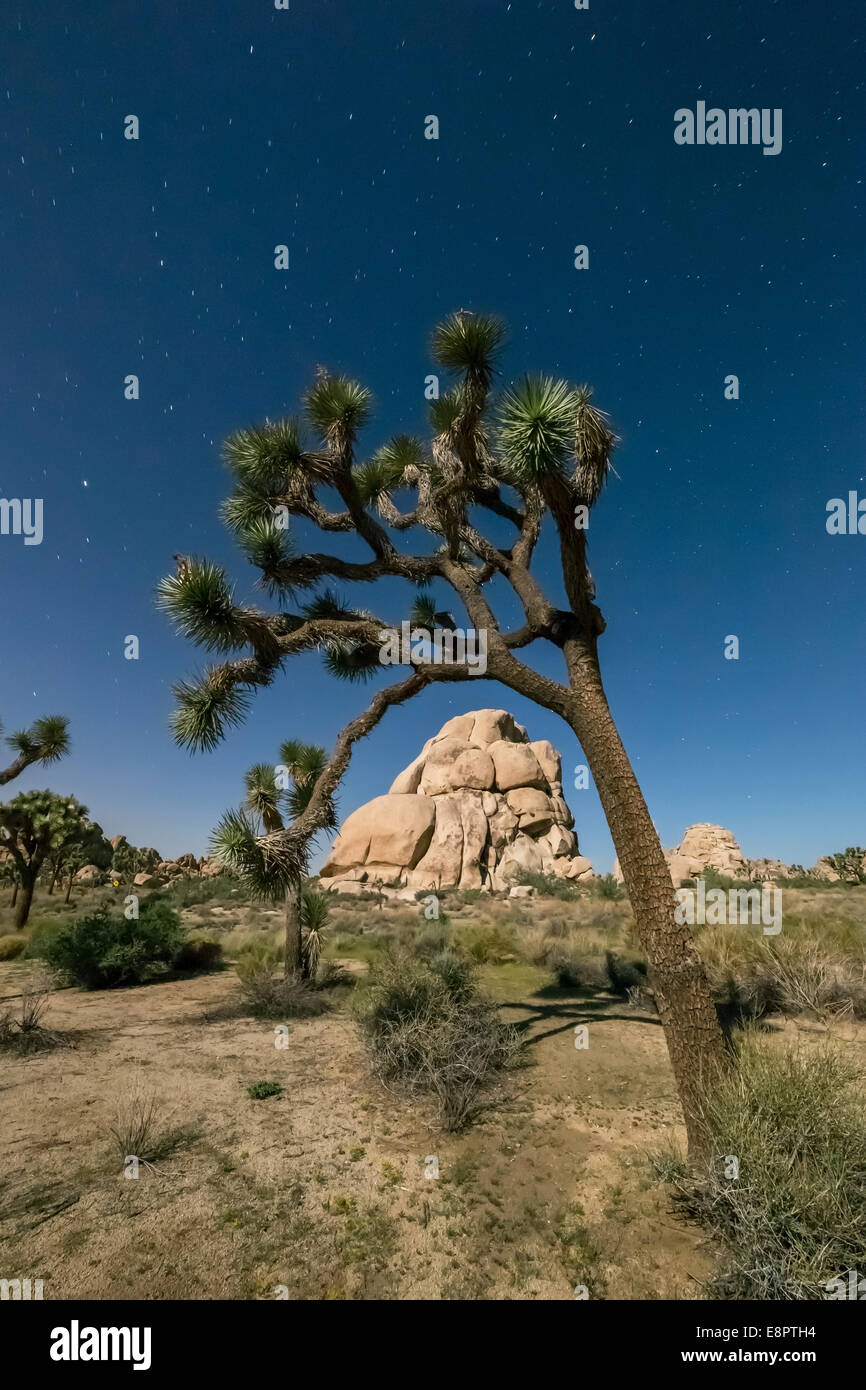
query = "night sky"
(1, 0, 863, 871)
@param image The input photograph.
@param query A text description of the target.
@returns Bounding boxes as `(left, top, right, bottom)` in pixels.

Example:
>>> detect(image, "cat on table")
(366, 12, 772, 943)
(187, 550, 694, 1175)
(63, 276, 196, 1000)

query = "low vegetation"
(653, 1033, 866, 1299)
(358, 949, 522, 1130)
(37, 900, 219, 989)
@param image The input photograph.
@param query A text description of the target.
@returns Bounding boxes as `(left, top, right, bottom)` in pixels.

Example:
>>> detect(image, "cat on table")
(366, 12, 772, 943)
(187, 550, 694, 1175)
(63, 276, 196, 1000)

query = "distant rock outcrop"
(613, 823, 848, 886)
(321, 709, 593, 893)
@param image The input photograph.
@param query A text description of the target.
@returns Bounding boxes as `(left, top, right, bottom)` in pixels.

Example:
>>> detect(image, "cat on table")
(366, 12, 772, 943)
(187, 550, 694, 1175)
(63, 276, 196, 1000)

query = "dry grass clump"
(358, 949, 522, 1130)
(236, 966, 331, 1020)
(0, 968, 69, 1054)
(653, 1033, 866, 1299)
(699, 910, 866, 1025)
(108, 1074, 194, 1166)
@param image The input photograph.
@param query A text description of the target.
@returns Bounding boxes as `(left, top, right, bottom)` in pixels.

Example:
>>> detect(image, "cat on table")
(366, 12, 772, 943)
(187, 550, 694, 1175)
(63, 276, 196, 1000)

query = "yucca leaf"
(157, 560, 249, 652)
(497, 375, 578, 483)
(170, 675, 252, 752)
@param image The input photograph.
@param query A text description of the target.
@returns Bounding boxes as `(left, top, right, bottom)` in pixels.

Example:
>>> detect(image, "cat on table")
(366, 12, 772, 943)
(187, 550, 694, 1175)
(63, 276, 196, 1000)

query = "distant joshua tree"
(0, 715, 70, 786)
(0, 791, 100, 927)
(212, 742, 336, 977)
(158, 310, 727, 1150)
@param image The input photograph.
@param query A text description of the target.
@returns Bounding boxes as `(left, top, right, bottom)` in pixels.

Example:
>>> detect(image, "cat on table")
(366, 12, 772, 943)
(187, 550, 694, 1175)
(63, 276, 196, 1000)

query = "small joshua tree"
(211, 743, 334, 977)
(0, 715, 70, 787)
(159, 310, 728, 1150)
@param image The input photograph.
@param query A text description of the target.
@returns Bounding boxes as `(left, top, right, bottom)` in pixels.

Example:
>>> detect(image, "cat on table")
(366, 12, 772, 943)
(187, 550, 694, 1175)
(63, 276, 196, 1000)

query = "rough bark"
(560, 639, 726, 1153)
(14, 871, 36, 929)
(283, 883, 303, 979)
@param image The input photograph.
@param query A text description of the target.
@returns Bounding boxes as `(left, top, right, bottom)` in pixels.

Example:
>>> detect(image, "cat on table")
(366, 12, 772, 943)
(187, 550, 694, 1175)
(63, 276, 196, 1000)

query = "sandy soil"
(0, 952, 714, 1301)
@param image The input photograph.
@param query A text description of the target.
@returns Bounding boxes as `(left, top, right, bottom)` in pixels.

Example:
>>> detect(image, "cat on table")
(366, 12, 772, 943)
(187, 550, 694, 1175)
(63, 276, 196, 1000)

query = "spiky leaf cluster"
(170, 675, 253, 753)
(157, 561, 249, 652)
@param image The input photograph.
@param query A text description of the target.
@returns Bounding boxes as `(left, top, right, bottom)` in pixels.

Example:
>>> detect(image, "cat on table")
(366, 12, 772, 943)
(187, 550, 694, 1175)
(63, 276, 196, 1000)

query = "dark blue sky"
(1, 0, 863, 871)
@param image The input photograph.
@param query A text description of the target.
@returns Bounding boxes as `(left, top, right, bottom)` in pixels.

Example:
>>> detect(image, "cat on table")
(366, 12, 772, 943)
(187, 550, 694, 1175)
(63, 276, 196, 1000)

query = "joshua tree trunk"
(14, 870, 37, 929)
(561, 638, 726, 1154)
(48, 863, 58, 895)
(64, 874, 74, 904)
(11, 880, 19, 907)
(283, 882, 303, 979)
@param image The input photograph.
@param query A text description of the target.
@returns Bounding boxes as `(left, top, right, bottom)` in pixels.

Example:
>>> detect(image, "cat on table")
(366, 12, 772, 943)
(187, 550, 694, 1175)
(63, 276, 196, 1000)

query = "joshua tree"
(158, 310, 727, 1150)
(826, 848, 866, 885)
(212, 743, 333, 977)
(110, 842, 161, 884)
(54, 823, 113, 902)
(0, 791, 97, 927)
(0, 715, 70, 787)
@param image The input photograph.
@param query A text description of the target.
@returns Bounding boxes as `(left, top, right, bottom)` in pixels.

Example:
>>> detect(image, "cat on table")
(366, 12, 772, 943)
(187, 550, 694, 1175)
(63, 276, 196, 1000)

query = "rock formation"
(320, 709, 593, 893)
(612, 823, 845, 886)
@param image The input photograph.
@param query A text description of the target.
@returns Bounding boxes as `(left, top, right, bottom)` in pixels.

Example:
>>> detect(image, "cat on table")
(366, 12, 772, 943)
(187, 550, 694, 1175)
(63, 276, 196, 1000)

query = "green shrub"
(596, 875, 623, 901)
(173, 937, 223, 972)
(234, 939, 282, 976)
(167, 875, 241, 908)
(411, 919, 452, 959)
(358, 950, 522, 1130)
(604, 949, 647, 994)
(21, 917, 65, 959)
(41, 901, 184, 988)
(0, 933, 27, 960)
(653, 1034, 866, 1299)
(517, 871, 578, 901)
(247, 1080, 283, 1100)
(452, 922, 517, 964)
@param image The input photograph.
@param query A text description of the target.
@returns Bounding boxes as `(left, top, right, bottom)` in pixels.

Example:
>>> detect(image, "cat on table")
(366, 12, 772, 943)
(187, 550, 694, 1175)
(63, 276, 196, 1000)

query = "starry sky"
(1, 0, 863, 871)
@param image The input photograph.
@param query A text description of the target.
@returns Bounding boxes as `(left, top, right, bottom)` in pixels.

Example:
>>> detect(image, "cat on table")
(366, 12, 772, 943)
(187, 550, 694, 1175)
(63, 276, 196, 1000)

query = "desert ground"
(3, 876, 866, 1301)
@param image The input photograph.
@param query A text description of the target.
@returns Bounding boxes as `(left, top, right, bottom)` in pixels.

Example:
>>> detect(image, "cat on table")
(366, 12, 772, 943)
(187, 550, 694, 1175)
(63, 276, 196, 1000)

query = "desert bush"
(107, 1079, 190, 1165)
(315, 960, 352, 990)
(21, 916, 65, 959)
(109, 1088, 160, 1162)
(237, 967, 330, 1019)
(426, 948, 476, 998)
(452, 921, 517, 964)
(698, 912, 866, 1024)
(358, 950, 522, 1130)
(546, 945, 586, 989)
(653, 1034, 866, 1299)
(519, 927, 555, 966)
(235, 939, 283, 977)
(596, 874, 623, 901)
(41, 901, 184, 988)
(167, 875, 240, 908)
(604, 949, 648, 994)
(410, 918, 452, 959)
(247, 1080, 283, 1100)
(173, 937, 223, 972)
(0, 968, 65, 1054)
(0, 932, 27, 960)
(517, 870, 578, 901)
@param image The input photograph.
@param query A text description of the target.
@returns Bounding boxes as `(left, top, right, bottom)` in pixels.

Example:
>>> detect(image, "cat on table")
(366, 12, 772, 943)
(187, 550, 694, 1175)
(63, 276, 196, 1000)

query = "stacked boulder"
(320, 708, 593, 893)
(613, 823, 835, 886)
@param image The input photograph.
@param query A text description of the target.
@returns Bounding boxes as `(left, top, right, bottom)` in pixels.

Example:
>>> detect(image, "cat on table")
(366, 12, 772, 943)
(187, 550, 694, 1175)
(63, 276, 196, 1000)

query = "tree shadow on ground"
(500, 984, 662, 1047)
